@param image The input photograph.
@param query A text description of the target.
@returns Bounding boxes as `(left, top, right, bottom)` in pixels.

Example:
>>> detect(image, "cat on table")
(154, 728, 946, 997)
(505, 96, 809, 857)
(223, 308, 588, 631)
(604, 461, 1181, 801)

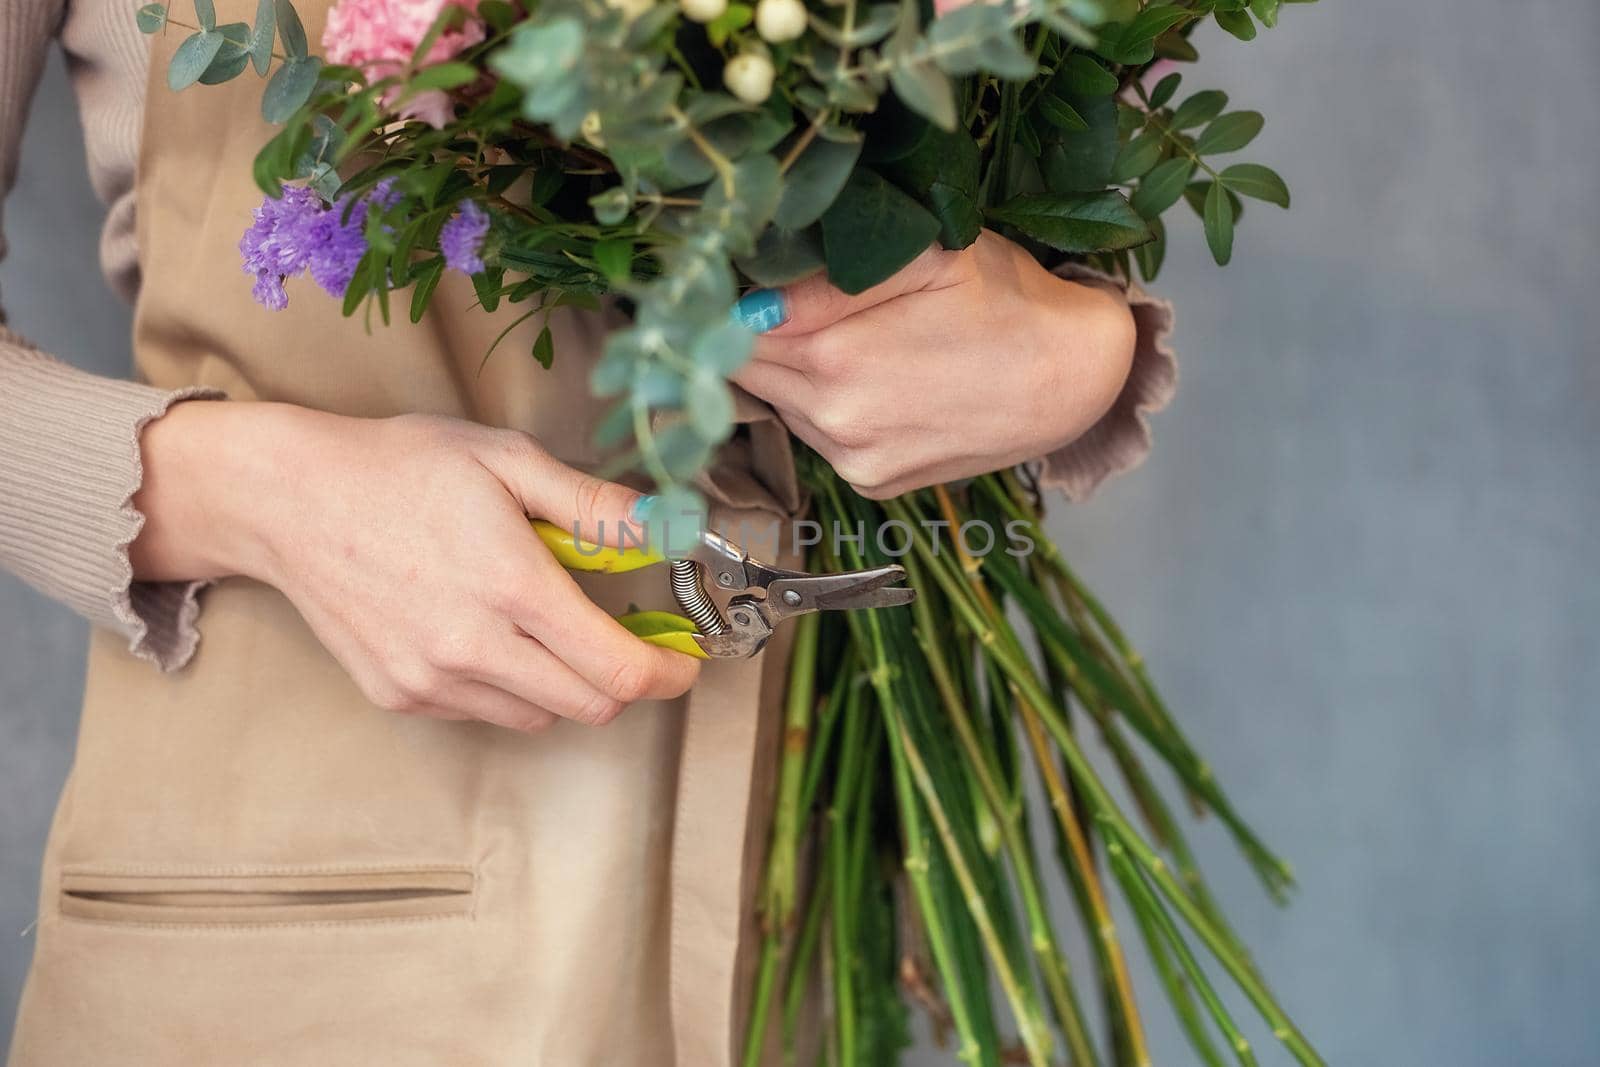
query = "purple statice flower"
(239, 179, 401, 309)
(439, 200, 489, 275)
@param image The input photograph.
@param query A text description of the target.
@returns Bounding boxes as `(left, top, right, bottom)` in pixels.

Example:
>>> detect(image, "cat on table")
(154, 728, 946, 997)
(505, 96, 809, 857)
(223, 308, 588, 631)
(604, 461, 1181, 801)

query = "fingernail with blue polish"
(732, 289, 787, 334)
(629, 495, 658, 524)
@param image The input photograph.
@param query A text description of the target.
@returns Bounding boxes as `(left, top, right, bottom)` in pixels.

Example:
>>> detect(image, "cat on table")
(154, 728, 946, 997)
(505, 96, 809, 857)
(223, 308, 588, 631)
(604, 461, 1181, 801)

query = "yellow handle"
(531, 518, 664, 573)
(617, 610, 709, 659)
(531, 521, 707, 658)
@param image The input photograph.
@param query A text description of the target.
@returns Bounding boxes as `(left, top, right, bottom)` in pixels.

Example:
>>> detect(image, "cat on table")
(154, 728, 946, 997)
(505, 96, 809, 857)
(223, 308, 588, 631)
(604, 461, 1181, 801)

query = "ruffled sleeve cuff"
(1031, 263, 1177, 502)
(0, 327, 225, 671)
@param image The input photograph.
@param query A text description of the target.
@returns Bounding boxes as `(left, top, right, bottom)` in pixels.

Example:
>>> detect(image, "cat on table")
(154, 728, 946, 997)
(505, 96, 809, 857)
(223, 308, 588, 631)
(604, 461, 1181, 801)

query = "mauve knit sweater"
(0, 0, 1176, 673)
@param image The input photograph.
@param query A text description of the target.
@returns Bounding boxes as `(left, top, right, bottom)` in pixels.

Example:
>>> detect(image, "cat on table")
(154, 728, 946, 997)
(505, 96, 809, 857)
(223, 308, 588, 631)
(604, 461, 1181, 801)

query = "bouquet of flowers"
(139, 0, 1323, 1062)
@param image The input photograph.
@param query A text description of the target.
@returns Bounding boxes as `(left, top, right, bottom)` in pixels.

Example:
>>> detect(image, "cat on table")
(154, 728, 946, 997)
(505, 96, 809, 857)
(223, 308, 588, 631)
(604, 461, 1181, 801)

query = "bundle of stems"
(741, 464, 1324, 1067)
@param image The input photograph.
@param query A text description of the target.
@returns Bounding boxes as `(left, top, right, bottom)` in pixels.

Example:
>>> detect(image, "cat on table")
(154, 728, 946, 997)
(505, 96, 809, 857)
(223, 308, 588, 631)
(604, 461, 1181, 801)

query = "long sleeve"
(2, 1, 221, 671)
(1035, 262, 1178, 501)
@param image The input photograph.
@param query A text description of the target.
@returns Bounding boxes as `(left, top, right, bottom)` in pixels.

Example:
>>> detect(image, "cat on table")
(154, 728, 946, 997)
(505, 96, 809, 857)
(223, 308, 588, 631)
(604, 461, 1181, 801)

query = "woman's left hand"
(730, 229, 1137, 499)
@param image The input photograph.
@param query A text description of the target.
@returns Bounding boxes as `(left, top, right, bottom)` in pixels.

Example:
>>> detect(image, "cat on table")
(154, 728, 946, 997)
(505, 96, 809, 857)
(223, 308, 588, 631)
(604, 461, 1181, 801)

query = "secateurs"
(531, 520, 916, 659)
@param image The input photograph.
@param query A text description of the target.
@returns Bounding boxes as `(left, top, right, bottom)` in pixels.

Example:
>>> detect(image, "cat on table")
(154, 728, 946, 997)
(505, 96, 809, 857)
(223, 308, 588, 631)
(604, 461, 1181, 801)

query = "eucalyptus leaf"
(888, 61, 958, 131)
(168, 32, 226, 91)
(274, 0, 307, 59)
(735, 226, 826, 288)
(250, 0, 276, 75)
(262, 56, 322, 122)
(775, 138, 863, 231)
(193, 0, 216, 31)
(136, 4, 168, 34)
(688, 370, 735, 443)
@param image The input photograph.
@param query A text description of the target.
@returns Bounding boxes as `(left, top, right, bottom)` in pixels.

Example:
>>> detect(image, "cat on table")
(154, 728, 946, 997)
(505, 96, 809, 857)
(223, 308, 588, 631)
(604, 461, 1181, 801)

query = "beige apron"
(9, 4, 801, 1063)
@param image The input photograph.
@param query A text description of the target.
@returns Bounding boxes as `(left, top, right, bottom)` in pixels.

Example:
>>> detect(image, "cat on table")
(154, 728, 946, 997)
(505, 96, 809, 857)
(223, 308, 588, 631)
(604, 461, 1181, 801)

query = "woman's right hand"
(131, 402, 701, 732)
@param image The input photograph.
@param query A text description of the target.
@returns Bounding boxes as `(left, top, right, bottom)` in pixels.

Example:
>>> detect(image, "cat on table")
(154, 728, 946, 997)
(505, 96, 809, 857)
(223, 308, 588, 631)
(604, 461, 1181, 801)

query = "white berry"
(680, 0, 728, 23)
(755, 0, 807, 43)
(724, 53, 776, 104)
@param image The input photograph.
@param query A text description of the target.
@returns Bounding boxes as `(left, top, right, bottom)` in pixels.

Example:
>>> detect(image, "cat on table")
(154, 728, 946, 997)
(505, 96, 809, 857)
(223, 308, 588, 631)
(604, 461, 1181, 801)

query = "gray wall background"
(3, 2, 1597, 1063)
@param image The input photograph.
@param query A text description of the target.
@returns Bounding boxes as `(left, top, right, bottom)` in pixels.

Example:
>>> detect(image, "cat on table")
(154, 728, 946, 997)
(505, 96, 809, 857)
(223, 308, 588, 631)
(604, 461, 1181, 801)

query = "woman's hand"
(730, 229, 1137, 499)
(132, 403, 699, 732)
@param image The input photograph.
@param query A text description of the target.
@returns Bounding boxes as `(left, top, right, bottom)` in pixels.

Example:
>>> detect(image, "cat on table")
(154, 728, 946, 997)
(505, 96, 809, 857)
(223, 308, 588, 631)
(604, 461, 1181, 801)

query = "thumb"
(734, 242, 953, 338)
(485, 435, 645, 549)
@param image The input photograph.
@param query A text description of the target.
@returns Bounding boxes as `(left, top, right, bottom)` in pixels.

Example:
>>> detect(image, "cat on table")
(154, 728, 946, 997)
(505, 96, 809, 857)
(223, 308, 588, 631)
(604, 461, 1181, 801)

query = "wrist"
(130, 400, 310, 585)
(1034, 278, 1138, 451)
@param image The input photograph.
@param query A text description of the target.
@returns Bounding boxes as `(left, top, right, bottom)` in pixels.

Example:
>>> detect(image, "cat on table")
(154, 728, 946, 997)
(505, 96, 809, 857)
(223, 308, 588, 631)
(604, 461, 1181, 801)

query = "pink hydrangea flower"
(322, 0, 484, 126)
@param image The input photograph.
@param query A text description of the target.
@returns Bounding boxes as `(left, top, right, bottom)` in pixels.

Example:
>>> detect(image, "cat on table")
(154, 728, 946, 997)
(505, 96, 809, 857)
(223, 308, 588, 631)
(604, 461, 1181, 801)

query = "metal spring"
(670, 560, 727, 635)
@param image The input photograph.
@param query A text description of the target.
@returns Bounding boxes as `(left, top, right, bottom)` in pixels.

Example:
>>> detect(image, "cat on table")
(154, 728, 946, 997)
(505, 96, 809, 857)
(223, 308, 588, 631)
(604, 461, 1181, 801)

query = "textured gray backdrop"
(3, 3, 1598, 1063)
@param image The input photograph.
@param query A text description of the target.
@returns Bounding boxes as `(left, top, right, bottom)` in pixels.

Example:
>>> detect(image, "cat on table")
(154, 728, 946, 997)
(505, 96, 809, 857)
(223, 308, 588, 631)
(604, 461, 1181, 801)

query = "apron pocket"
(58, 868, 474, 926)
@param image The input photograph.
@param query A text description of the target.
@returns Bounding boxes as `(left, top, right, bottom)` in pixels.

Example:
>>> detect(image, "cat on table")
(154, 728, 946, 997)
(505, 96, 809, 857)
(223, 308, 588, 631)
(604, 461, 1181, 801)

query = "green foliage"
(148, 0, 1309, 505)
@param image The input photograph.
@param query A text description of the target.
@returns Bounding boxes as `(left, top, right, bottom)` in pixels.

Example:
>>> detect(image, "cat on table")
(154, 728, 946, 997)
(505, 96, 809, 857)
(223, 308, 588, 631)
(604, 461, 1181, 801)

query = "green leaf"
(1195, 111, 1264, 155)
(274, 0, 307, 58)
(986, 191, 1152, 253)
(193, 0, 215, 30)
(1063, 54, 1119, 96)
(262, 56, 321, 122)
(706, 3, 752, 47)
(168, 32, 225, 90)
(877, 125, 981, 248)
(734, 226, 826, 287)
(1170, 90, 1227, 129)
(408, 258, 445, 323)
(820, 168, 940, 294)
(928, 5, 1035, 79)
(250, 0, 275, 75)
(775, 138, 863, 231)
(1203, 179, 1235, 265)
(689, 320, 757, 376)
(889, 61, 957, 131)
(1037, 94, 1088, 133)
(409, 61, 479, 92)
(1125, 3, 1192, 43)
(1214, 8, 1257, 40)
(688, 370, 735, 442)
(532, 325, 555, 370)
(1219, 162, 1289, 207)
(1134, 215, 1166, 281)
(1129, 156, 1193, 217)
(198, 24, 252, 83)
(472, 267, 505, 313)
(1251, 0, 1282, 28)
(1147, 71, 1181, 109)
(1038, 90, 1118, 193)
(136, 4, 168, 33)
(1109, 130, 1163, 182)
(595, 238, 633, 282)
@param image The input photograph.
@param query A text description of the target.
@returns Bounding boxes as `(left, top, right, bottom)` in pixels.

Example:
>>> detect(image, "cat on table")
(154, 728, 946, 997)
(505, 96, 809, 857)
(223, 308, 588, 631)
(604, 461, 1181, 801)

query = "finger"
(474, 625, 656, 727)
(483, 434, 645, 548)
(730, 358, 814, 408)
(731, 243, 956, 338)
(427, 679, 560, 733)
(510, 562, 703, 717)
